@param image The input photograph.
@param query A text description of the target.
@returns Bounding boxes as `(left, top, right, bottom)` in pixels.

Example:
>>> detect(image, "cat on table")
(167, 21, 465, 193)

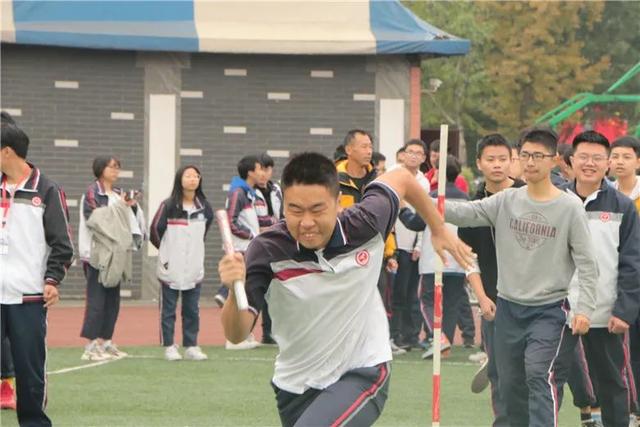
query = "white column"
(147, 94, 176, 256)
(379, 99, 405, 166)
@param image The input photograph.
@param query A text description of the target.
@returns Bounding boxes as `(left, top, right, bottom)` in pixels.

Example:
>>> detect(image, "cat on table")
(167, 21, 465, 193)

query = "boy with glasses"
(557, 131, 640, 427)
(430, 128, 599, 426)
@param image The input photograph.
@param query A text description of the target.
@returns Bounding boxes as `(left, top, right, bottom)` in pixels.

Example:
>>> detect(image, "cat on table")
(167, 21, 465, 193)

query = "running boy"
(218, 152, 474, 426)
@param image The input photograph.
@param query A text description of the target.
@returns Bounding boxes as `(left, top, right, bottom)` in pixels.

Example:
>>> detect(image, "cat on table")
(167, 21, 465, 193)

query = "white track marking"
(47, 359, 119, 375)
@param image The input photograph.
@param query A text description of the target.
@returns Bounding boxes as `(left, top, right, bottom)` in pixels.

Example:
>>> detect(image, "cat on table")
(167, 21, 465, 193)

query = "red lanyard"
(1, 167, 32, 229)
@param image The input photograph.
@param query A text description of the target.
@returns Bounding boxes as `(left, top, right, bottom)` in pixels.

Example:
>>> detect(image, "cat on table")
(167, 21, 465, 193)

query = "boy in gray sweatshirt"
(441, 128, 598, 427)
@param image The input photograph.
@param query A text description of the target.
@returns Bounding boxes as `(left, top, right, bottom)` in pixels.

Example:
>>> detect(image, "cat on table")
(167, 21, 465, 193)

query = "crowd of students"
(3, 108, 640, 426)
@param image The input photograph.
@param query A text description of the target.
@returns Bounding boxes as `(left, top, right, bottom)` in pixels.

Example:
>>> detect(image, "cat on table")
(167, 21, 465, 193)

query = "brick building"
(0, 1, 469, 299)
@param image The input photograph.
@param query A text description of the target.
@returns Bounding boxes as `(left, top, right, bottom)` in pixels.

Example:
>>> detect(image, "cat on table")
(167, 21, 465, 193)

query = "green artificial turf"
(0, 345, 578, 426)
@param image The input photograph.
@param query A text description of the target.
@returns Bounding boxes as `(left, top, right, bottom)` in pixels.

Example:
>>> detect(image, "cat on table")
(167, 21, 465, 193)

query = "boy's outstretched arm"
(375, 168, 475, 270)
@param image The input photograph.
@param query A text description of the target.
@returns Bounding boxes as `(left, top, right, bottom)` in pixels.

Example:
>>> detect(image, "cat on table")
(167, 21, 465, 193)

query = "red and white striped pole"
(432, 124, 448, 427)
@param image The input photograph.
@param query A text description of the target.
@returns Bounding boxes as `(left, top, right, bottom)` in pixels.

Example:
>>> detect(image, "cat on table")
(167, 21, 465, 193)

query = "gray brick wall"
(1, 44, 145, 299)
(180, 54, 375, 297)
(1, 44, 378, 299)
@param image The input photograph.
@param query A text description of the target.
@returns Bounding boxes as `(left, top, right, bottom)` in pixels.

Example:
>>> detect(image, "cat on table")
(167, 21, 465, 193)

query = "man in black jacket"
(0, 113, 74, 426)
(458, 134, 525, 427)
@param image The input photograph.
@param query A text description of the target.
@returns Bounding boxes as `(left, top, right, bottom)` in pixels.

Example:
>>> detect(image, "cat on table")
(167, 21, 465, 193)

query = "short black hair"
(333, 144, 347, 161)
(611, 136, 640, 158)
(372, 151, 386, 164)
(92, 155, 121, 179)
(519, 127, 558, 154)
(405, 139, 427, 153)
(396, 146, 405, 156)
(1, 111, 17, 126)
(572, 130, 610, 153)
(430, 140, 441, 153)
(343, 129, 370, 146)
(237, 155, 260, 180)
(557, 144, 573, 167)
(446, 155, 461, 183)
(476, 133, 511, 159)
(258, 152, 275, 168)
(0, 118, 29, 159)
(282, 152, 339, 197)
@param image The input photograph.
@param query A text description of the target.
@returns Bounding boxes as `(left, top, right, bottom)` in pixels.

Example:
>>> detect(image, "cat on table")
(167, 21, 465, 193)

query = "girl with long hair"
(150, 165, 214, 361)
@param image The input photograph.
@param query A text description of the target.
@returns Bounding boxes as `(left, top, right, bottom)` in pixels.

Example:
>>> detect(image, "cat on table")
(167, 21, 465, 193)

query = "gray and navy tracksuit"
(150, 197, 213, 348)
(0, 165, 74, 426)
(78, 180, 145, 341)
(243, 183, 397, 426)
(444, 186, 598, 427)
(456, 178, 525, 426)
(556, 180, 640, 427)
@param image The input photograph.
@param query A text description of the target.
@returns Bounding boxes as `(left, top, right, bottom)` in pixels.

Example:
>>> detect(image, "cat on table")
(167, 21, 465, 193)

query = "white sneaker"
(389, 339, 406, 355)
(422, 337, 451, 360)
(164, 344, 182, 361)
(184, 346, 208, 361)
(225, 334, 260, 350)
(81, 348, 110, 361)
(81, 342, 111, 361)
(468, 351, 488, 363)
(102, 342, 128, 358)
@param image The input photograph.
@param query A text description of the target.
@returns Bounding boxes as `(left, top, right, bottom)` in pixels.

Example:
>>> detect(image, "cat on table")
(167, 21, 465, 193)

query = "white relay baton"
(215, 210, 249, 311)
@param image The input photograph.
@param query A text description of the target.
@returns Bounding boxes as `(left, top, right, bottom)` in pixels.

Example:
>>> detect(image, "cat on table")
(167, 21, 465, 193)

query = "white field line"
(47, 359, 118, 375)
(47, 353, 479, 376)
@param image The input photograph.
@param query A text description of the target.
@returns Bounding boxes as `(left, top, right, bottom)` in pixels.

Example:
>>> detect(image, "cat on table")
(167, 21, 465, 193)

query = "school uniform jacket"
(244, 182, 398, 394)
(0, 165, 74, 304)
(565, 180, 640, 327)
(78, 181, 146, 262)
(150, 197, 214, 290)
(226, 176, 274, 252)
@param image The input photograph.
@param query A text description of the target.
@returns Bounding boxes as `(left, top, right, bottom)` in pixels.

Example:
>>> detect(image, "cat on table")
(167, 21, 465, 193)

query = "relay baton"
(215, 210, 249, 311)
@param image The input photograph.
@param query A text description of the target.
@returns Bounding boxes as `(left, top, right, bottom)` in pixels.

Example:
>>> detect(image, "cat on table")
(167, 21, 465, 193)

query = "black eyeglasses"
(519, 151, 555, 162)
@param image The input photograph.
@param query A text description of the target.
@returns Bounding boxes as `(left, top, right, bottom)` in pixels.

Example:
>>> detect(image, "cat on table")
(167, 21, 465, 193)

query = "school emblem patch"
(356, 250, 370, 266)
(31, 196, 42, 207)
(600, 212, 610, 222)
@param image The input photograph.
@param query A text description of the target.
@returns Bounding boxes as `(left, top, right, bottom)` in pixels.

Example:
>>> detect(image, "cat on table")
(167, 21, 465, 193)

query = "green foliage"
(404, 1, 631, 161)
(479, 2, 609, 136)
(404, 1, 494, 164)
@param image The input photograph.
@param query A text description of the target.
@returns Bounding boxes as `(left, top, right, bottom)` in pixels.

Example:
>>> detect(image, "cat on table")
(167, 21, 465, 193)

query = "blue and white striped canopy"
(1, 0, 470, 56)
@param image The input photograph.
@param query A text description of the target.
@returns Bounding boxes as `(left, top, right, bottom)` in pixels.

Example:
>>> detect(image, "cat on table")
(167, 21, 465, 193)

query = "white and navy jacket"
(565, 180, 640, 327)
(150, 197, 214, 290)
(257, 180, 283, 221)
(0, 165, 74, 304)
(226, 176, 275, 251)
(244, 182, 397, 394)
(78, 181, 146, 262)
